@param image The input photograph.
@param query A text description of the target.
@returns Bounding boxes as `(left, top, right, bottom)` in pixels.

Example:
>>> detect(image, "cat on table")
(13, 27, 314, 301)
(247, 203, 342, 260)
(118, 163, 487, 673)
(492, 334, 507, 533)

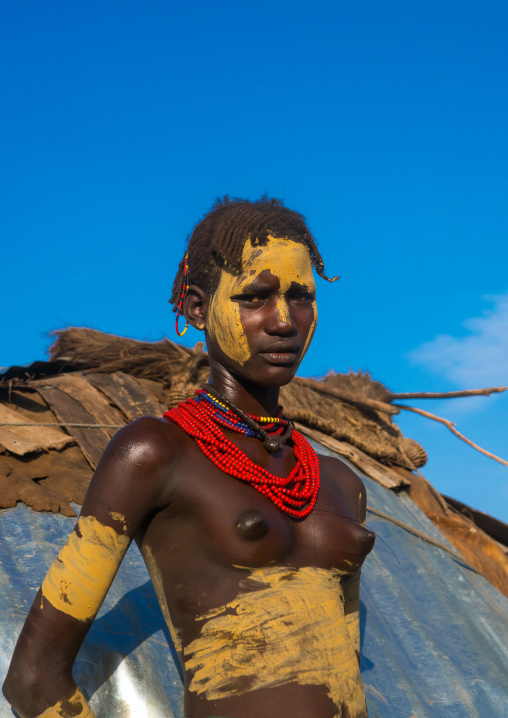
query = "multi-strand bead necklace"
(164, 387, 320, 518)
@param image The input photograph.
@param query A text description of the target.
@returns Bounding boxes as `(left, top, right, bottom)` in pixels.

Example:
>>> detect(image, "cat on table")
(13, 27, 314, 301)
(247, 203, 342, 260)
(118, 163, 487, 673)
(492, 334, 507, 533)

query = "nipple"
(236, 510, 269, 541)
(359, 524, 376, 552)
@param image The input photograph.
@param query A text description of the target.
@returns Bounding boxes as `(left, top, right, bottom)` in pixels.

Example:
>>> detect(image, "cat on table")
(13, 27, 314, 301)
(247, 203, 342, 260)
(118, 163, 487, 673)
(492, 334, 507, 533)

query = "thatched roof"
(1, 327, 507, 597)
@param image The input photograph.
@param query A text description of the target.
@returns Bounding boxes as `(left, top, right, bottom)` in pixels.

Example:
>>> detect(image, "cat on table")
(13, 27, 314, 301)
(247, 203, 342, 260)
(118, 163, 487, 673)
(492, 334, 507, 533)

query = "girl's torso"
(136, 421, 375, 718)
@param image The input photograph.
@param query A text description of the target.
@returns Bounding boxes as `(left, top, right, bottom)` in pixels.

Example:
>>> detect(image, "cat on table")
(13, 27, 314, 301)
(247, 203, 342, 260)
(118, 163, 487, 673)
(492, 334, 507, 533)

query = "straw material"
(1, 327, 507, 596)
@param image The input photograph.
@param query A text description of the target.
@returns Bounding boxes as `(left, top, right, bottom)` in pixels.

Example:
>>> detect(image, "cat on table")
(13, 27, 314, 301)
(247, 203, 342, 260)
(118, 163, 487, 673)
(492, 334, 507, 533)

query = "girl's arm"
(2, 417, 176, 718)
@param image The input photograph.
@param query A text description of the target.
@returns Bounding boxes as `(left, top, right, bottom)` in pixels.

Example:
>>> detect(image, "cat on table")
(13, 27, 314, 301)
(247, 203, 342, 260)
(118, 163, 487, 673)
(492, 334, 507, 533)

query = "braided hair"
(170, 196, 338, 311)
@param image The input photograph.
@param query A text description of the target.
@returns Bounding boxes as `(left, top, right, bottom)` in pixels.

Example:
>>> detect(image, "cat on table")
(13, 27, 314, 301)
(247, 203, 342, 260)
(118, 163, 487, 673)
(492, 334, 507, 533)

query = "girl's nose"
(276, 294, 290, 324)
(267, 295, 295, 333)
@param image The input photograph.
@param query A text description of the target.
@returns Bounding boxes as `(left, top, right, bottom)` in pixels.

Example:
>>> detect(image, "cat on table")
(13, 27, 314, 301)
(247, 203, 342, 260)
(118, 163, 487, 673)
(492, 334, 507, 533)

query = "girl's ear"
(184, 285, 209, 331)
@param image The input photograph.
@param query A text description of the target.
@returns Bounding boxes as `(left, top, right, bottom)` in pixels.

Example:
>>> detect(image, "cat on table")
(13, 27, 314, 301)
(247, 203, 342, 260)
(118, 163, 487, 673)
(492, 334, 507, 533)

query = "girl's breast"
(178, 458, 374, 572)
(302, 508, 376, 573)
(199, 500, 297, 567)
(194, 494, 374, 573)
(293, 476, 375, 574)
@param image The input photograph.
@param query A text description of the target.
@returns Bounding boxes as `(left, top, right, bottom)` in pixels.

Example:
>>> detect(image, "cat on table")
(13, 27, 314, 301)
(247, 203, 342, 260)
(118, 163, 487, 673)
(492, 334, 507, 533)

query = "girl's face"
(205, 236, 317, 385)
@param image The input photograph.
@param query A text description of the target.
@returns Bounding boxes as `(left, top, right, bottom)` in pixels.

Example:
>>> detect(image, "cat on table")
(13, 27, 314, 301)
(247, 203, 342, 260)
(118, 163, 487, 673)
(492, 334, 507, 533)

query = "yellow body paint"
(109, 511, 127, 532)
(36, 688, 94, 717)
(41, 514, 130, 621)
(207, 237, 317, 366)
(184, 565, 367, 718)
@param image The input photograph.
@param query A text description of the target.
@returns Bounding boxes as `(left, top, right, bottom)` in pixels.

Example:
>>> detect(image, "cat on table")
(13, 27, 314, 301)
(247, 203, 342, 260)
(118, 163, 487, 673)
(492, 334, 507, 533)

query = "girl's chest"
(173, 449, 375, 574)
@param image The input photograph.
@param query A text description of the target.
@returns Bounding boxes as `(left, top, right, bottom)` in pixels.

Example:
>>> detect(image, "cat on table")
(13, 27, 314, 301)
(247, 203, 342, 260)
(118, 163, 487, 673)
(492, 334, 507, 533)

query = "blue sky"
(2, 1, 508, 522)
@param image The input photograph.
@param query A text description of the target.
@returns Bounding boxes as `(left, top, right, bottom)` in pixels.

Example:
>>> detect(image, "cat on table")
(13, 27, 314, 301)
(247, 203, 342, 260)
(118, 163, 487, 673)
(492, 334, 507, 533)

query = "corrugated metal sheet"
(332, 456, 508, 717)
(0, 503, 183, 717)
(1, 438, 507, 717)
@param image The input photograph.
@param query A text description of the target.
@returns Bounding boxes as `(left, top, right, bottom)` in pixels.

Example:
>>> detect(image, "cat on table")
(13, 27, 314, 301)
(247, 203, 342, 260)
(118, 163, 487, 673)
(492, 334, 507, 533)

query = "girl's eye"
(233, 294, 266, 305)
(290, 292, 313, 303)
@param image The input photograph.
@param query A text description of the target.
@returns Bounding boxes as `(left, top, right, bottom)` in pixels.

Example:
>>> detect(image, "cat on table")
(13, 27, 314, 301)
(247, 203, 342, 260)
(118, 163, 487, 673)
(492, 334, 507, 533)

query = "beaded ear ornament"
(175, 252, 189, 337)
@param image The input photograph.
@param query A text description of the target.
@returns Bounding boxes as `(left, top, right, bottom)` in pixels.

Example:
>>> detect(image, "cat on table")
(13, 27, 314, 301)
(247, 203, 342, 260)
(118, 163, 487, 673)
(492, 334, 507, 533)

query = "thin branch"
(0, 422, 125, 429)
(390, 386, 508, 400)
(393, 404, 508, 467)
(295, 376, 399, 415)
(366, 506, 477, 572)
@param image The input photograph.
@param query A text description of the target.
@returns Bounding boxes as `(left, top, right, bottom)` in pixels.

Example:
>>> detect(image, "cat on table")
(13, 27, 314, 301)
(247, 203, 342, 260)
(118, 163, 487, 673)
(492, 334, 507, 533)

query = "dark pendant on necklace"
(201, 383, 293, 453)
(263, 424, 293, 452)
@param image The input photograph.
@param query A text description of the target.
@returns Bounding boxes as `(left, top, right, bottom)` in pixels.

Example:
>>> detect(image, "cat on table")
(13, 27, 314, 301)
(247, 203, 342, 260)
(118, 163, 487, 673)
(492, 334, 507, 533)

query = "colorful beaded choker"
(200, 384, 293, 453)
(164, 389, 320, 518)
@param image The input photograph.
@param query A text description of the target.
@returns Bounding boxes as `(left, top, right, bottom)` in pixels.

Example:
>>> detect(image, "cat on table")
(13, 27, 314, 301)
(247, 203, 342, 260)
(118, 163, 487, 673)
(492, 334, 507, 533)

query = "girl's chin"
(208, 349, 303, 388)
(238, 363, 301, 388)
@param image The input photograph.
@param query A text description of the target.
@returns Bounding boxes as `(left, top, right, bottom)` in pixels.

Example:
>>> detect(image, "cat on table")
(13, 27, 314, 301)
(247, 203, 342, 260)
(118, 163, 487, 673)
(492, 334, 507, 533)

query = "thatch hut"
(1, 328, 507, 717)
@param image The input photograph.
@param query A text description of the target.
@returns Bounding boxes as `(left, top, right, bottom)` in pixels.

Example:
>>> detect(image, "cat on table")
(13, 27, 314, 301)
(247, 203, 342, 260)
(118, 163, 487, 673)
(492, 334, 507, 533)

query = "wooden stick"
(393, 404, 508, 467)
(390, 386, 508, 400)
(295, 376, 399, 415)
(0, 422, 125, 429)
(366, 506, 477, 572)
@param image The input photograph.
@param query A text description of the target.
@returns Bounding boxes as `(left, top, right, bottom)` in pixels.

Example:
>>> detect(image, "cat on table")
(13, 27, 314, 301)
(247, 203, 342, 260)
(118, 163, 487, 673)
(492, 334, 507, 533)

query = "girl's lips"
(260, 350, 299, 364)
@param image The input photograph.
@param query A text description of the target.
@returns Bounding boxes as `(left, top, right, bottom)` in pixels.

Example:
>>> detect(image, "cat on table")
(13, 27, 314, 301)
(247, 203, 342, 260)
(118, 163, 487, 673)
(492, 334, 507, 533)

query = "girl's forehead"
(236, 236, 315, 287)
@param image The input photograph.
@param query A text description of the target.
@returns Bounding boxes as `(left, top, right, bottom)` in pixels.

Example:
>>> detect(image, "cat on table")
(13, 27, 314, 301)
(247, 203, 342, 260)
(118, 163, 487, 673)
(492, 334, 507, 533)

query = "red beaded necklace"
(164, 390, 320, 519)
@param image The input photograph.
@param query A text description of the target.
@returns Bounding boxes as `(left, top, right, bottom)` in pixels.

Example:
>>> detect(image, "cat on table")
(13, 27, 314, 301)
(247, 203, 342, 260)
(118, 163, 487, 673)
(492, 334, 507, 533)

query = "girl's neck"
(207, 365, 281, 417)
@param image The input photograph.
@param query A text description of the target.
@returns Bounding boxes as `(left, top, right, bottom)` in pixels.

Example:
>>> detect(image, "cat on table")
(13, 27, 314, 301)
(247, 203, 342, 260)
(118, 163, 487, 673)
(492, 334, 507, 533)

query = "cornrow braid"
(170, 196, 338, 312)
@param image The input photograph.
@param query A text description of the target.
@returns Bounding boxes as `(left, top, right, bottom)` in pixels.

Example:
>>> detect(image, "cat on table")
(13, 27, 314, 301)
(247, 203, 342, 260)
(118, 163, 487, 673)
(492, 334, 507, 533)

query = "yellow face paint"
(41, 513, 130, 622)
(36, 688, 94, 717)
(184, 566, 367, 717)
(207, 237, 317, 366)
